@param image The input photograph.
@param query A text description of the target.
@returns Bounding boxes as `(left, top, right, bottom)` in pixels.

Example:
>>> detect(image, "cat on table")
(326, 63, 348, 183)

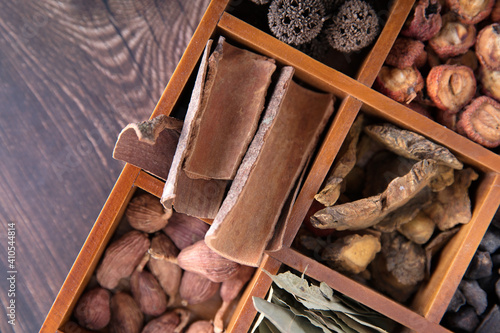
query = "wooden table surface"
(0, 1, 211, 331)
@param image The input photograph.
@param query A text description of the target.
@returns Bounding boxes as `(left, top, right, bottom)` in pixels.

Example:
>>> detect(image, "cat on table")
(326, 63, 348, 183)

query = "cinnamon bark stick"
(161, 40, 229, 219)
(183, 36, 276, 180)
(205, 66, 335, 266)
(113, 115, 183, 179)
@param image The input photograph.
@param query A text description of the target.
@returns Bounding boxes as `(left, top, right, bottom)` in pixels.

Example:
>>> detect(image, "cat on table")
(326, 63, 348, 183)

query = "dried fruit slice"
(479, 66, 500, 102)
(446, 0, 495, 24)
(386, 38, 426, 69)
(427, 65, 476, 113)
(476, 24, 500, 71)
(429, 13, 476, 59)
(456, 96, 500, 148)
(401, 0, 442, 41)
(374, 66, 424, 104)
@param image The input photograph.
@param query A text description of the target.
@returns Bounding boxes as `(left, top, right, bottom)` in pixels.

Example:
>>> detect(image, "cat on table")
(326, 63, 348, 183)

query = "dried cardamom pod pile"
(69, 192, 254, 333)
(296, 116, 477, 304)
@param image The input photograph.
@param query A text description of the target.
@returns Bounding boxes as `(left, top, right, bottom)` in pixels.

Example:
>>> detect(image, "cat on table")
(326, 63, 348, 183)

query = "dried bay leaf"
(252, 297, 323, 333)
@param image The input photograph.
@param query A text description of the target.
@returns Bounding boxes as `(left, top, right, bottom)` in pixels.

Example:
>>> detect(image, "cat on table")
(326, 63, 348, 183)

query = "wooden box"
(42, 0, 500, 332)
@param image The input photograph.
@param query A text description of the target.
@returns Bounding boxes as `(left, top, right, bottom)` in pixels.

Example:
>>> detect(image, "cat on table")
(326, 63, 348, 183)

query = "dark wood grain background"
(0, 1, 211, 331)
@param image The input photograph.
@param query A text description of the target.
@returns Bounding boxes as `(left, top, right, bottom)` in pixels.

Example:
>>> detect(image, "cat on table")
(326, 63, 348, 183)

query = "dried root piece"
(371, 232, 426, 302)
(401, 0, 442, 41)
(96, 231, 150, 290)
(125, 194, 171, 233)
(479, 66, 500, 102)
(113, 115, 183, 180)
(267, 0, 325, 46)
(426, 65, 476, 113)
(321, 234, 381, 274)
(476, 24, 500, 71)
(424, 168, 478, 230)
(424, 227, 459, 277)
(326, 0, 379, 53)
(386, 38, 426, 69)
(397, 211, 436, 244)
(374, 66, 424, 104)
(429, 164, 455, 192)
(364, 123, 463, 169)
(456, 96, 500, 148)
(429, 13, 476, 59)
(446, 0, 495, 24)
(311, 159, 440, 230)
(315, 115, 363, 206)
(179, 271, 220, 305)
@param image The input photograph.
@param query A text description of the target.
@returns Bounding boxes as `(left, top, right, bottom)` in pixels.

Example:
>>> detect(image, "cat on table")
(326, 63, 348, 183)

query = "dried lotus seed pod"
(446, 0, 495, 24)
(426, 65, 476, 113)
(476, 24, 500, 71)
(401, 0, 442, 41)
(267, 0, 325, 46)
(429, 12, 476, 59)
(374, 66, 424, 104)
(326, 0, 379, 53)
(456, 96, 500, 148)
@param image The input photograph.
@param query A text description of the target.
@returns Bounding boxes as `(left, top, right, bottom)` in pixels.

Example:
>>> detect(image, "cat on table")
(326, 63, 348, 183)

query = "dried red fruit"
(476, 23, 500, 71)
(446, 0, 495, 24)
(386, 38, 426, 69)
(374, 66, 424, 104)
(435, 110, 459, 131)
(479, 66, 500, 102)
(445, 50, 479, 71)
(401, 0, 442, 41)
(492, 1, 500, 22)
(426, 65, 477, 113)
(456, 96, 500, 148)
(407, 102, 433, 119)
(429, 12, 476, 59)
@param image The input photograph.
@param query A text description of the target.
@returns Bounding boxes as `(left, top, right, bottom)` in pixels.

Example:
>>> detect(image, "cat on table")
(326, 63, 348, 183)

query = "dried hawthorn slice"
(476, 24, 500, 71)
(429, 13, 476, 59)
(492, 1, 500, 22)
(401, 0, 442, 41)
(445, 50, 479, 71)
(446, 0, 495, 24)
(426, 65, 476, 113)
(375, 66, 424, 104)
(479, 66, 500, 102)
(435, 110, 458, 131)
(456, 96, 500, 148)
(386, 37, 426, 69)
